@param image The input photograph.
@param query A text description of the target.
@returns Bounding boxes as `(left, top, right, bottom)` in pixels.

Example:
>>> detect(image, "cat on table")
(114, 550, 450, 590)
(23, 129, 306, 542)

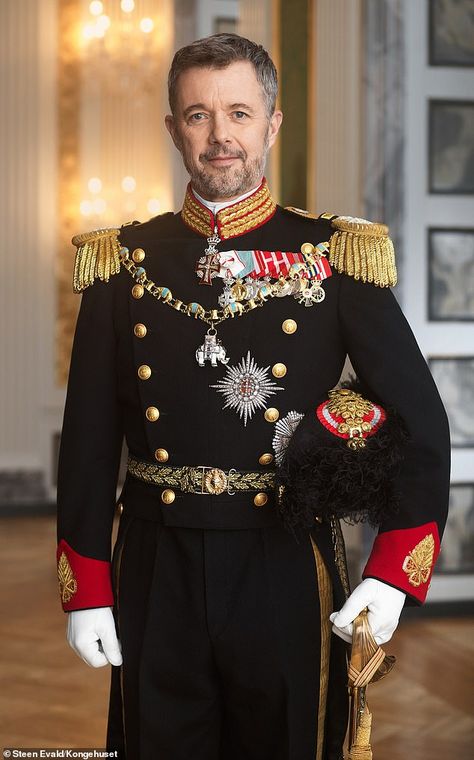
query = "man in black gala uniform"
(57, 34, 450, 760)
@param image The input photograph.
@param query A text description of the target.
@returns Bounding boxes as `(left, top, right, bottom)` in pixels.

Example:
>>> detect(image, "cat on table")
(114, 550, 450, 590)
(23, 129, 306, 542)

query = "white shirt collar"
(192, 184, 261, 216)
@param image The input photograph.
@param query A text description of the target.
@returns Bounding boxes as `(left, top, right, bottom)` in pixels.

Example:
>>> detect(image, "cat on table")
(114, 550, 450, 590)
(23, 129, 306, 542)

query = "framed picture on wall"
(428, 228, 474, 320)
(435, 483, 474, 574)
(429, 0, 474, 66)
(428, 100, 474, 194)
(429, 357, 474, 447)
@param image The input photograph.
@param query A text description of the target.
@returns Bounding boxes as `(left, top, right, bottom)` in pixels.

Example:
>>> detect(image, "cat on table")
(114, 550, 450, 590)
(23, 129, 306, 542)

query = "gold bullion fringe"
(311, 538, 333, 760)
(72, 227, 122, 292)
(328, 217, 397, 288)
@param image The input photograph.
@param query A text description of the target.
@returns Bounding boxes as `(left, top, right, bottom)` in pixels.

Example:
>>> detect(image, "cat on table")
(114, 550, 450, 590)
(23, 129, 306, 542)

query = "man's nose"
(209, 114, 232, 144)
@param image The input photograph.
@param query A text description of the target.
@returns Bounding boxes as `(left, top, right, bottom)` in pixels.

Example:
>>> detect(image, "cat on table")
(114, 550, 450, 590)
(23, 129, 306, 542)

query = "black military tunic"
(56, 180, 450, 760)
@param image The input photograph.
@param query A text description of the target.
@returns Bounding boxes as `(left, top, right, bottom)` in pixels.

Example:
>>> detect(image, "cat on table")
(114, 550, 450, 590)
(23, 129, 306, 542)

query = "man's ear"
(267, 110, 283, 149)
(165, 114, 181, 151)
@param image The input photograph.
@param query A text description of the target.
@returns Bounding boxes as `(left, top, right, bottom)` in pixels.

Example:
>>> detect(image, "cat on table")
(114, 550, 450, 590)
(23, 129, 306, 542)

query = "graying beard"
(192, 159, 264, 199)
(185, 131, 270, 200)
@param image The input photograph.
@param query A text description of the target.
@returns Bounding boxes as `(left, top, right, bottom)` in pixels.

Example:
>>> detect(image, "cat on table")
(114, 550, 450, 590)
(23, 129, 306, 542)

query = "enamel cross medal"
(196, 226, 221, 285)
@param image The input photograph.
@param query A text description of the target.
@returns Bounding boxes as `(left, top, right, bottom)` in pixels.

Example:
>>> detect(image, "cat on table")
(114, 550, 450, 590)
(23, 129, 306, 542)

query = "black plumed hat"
(275, 379, 409, 535)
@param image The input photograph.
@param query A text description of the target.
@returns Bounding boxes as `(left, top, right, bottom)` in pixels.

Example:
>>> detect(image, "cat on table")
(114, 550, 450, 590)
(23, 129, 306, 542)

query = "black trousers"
(106, 513, 348, 760)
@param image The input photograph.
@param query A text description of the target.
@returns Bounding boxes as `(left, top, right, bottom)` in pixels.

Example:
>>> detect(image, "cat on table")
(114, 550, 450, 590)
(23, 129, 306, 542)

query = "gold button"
(161, 489, 175, 505)
(272, 363, 287, 378)
(254, 492, 268, 507)
(259, 453, 274, 466)
(301, 242, 315, 256)
(132, 248, 145, 263)
(145, 406, 160, 422)
(264, 408, 279, 422)
(154, 448, 169, 463)
(132, 284, 144, 299)
(282, 319, 297, 334)
(138, 364, 152, 380)
(134, 323, 147, 338)
(116, 502, 123, 515)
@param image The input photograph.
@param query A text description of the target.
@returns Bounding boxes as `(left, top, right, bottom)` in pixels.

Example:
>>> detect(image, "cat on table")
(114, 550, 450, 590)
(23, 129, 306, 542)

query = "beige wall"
(0, 0, 58, 494)
(309, 0, 364, 216)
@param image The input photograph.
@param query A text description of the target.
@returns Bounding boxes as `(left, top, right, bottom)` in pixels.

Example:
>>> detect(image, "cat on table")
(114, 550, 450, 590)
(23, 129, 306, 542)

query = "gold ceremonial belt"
(127, 456, 276, 496)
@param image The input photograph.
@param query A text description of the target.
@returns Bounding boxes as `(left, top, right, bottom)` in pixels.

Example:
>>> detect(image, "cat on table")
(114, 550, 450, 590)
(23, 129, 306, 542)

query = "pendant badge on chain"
(196, 229, 221, 285)
(196, 327, 230, 367)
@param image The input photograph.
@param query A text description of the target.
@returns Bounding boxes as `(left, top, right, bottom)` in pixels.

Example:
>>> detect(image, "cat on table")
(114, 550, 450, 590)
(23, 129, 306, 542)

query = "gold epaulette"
(71, 227, 122, 293)
(284, 207, 397, 287)
(328, 216, 397, 288)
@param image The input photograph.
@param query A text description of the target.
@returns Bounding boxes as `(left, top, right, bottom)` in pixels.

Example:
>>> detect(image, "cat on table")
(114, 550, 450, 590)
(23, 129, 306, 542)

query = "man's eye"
(189, 113, 206, 122)
(234, 111, 248, 119)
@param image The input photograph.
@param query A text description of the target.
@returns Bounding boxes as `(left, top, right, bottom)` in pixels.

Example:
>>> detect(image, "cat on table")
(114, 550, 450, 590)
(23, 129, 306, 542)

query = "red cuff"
(363, 522, 440, 603)
(56, 539, 114, 612)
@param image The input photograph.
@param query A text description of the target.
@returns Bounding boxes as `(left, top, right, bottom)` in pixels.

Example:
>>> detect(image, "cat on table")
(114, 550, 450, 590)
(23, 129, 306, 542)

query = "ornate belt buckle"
(198, 466, 228, 495)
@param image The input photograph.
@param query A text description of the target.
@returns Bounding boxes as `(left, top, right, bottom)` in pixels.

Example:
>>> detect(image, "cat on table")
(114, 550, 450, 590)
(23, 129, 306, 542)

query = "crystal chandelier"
(81, 0, 163, 96)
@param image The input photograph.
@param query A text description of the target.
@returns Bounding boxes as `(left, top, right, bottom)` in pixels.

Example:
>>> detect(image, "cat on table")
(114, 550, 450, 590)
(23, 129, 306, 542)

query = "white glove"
(67, 607, 123, 668)
(330, 578, 406, 645)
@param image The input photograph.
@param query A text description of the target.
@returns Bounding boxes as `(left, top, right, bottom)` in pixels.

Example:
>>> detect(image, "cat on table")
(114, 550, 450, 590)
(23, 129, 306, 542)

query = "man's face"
(165, 60, 282, 201)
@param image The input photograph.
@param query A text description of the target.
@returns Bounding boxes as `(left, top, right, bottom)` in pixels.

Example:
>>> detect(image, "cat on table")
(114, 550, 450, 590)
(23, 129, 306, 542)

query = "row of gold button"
(132, 298, 170, 463)
(160, 488, 269, 507)
(131, 259, 162, 434)
(117, 490, 269, 513)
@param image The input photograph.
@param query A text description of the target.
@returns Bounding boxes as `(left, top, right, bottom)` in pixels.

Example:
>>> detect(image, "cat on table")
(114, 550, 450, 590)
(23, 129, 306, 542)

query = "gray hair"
(168, 33, 278, 118)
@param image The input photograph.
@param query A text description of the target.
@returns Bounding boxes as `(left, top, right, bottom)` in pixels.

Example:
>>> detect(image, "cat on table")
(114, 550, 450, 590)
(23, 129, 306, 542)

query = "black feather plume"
(275, 379, 409, 534)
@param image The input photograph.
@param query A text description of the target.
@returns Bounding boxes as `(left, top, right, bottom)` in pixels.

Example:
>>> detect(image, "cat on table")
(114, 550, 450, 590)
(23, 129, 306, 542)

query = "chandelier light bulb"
(122, 176, 137, 193)
(80, 200, 93, 216)
(82, 23, 97, 41)
(92, 198, 107, 215)
(89, 1, 104, 16)
(121, 0, 135, 12)
(96, 14, 111, 32)
(147, 198, 161, 214)
(88, 177, 102, 194)
(140, 18, 154, 33)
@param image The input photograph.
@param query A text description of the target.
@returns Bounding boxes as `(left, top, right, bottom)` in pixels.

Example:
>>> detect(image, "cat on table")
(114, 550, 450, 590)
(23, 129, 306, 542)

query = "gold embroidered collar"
(181, 178, 277, 240)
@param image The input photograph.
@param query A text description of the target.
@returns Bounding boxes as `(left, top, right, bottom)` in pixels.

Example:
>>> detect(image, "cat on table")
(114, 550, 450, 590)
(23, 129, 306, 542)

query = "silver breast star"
(211, 351, 284, 426)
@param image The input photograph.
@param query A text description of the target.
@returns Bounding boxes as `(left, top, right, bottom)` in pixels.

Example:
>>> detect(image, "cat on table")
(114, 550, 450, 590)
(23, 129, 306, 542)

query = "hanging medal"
(296, 279, 326, 306)
(195, 326, 230, 367)
(218, 277, 237, 307)
(195, 227, 221, 285)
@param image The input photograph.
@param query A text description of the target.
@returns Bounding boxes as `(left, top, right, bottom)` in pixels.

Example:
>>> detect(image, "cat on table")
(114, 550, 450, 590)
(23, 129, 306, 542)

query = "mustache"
(201, 147, 246, 161)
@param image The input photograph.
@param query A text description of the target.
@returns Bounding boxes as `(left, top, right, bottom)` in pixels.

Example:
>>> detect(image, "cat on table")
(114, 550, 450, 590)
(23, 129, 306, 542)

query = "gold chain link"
(121, 253, 283, 327)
